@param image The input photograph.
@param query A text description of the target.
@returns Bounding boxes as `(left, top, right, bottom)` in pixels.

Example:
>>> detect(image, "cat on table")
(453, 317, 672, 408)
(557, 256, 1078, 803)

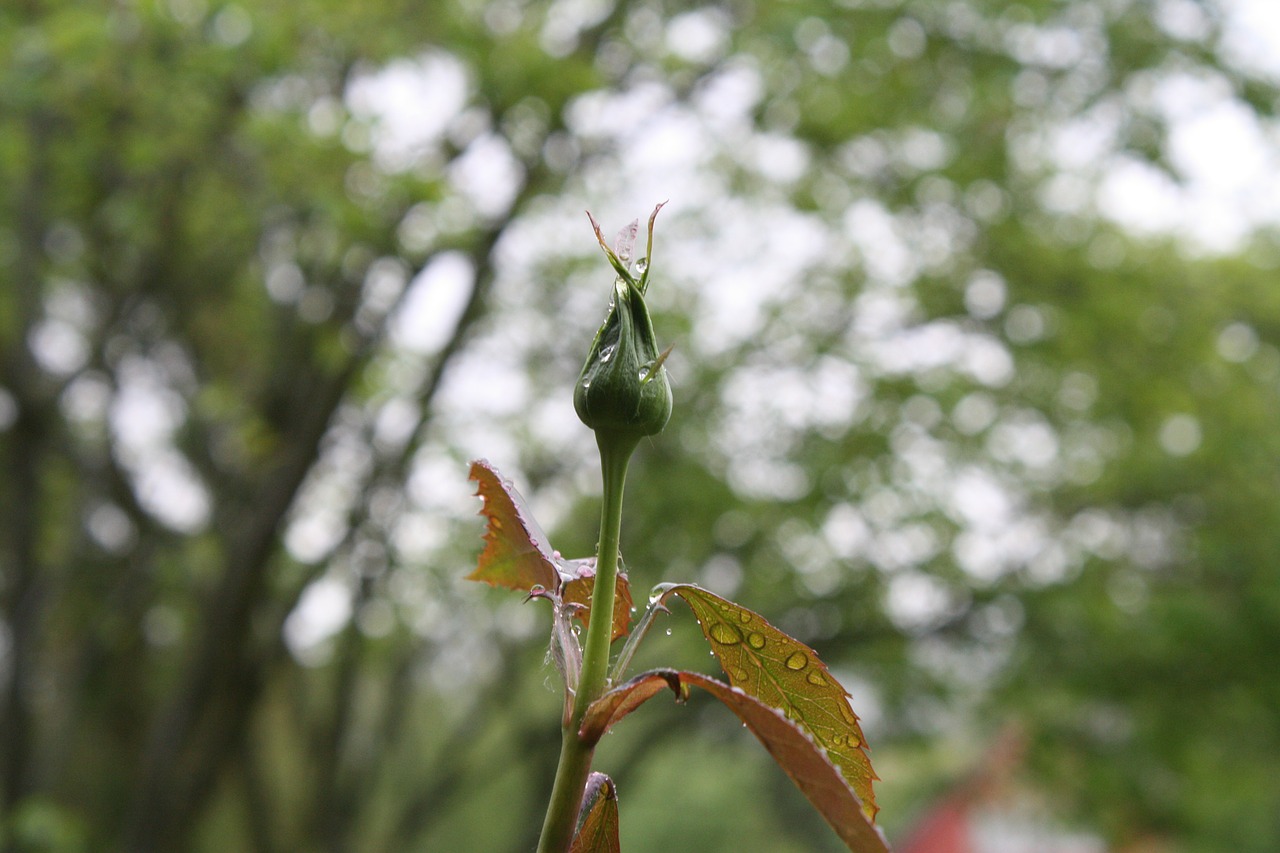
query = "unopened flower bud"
(574, 203, 673, 441)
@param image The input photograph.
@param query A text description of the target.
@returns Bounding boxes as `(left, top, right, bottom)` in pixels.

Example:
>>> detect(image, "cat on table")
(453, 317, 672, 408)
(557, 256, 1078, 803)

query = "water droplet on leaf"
(807, 670, 826, 686)
(785, 651, 808, 670)
(708, 622, 743, 645)
(746, 632, 766, 650)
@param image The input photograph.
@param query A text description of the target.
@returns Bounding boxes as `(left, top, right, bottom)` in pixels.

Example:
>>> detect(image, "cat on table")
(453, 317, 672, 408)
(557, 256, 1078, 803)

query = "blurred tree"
(1, 1, 1278, 852)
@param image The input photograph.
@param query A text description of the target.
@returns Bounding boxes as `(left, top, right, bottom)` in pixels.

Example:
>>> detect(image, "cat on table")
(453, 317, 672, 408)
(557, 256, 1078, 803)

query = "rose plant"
(466, 205, 890, 852)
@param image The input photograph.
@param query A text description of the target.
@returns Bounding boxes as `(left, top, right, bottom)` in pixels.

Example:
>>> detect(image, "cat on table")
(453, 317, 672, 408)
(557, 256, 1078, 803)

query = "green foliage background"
(2, 1, 1279, 851)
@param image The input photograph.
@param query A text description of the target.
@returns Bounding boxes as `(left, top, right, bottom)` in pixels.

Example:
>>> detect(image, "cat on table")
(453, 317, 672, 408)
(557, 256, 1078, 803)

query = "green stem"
(573, 435, 633, 719)
(536, 433, 637, 853)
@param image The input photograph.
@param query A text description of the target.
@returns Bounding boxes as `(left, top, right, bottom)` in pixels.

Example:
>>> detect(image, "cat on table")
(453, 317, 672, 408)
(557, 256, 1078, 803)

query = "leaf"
(467, 461, 632, 641)
(466, 459, 559, 592)
(561, 558, 634, 643)
(579, 670, 681, 745)
(664, 584, 879, 819)
(568, 772, 621, 853)
(580, 670, 890, 853)
(681, 673, 889, 853)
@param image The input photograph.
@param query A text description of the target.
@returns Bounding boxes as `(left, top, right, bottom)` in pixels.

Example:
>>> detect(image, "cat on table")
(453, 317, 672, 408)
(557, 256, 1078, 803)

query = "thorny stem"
(536, 432, 637, 853)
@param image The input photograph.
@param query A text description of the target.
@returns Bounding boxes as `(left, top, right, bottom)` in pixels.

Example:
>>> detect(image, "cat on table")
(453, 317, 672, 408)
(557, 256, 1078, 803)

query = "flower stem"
(536, 432, 637, 853)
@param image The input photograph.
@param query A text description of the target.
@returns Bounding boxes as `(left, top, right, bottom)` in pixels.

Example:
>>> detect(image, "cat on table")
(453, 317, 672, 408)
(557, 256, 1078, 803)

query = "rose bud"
(574, 203, 673, 443)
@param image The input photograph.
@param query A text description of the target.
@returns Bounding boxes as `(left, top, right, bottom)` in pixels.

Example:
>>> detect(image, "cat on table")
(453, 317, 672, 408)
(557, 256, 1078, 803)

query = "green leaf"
(467, 460, 632, 641)
(663, 584, 879, 820)
(568, 772, 621, 853)
(580, 670, 889, 853)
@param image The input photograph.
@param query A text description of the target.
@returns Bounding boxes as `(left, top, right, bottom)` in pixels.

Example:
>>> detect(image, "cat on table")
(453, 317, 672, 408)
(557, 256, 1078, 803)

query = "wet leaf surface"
(665, 584, 879, 819)
(581, 670, 889, 853)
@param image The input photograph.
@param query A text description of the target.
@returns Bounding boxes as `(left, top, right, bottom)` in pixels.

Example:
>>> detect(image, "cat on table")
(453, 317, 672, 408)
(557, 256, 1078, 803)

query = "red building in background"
(897, 728, 1107, 853)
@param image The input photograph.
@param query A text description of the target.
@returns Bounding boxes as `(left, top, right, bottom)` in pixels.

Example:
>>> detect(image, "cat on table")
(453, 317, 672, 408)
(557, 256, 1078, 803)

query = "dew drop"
(785, 651, 808, 671)
(738, 611, 751, 624)
(636, 257, 648, 274)
(708, 622, 743, 645)
(581, 379, 591, 391)
(599, 344, 615, 363)
(746, 633, 766, 650)
(665, 627, 672, 636)
(838, 703, 858, 725)
(490, 517, 503, 529)
(807, 670, 826, 686)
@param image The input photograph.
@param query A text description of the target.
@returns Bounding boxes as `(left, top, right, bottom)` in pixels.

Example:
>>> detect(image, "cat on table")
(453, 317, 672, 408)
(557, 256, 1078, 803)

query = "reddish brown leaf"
(568, 772, 620, 853)
(680, 673, 889, 853)
(466, 460, 558, 592)
(667, 585, 879, 819)
(579, 670, 682, 745)
(561, 558, 634, 643)
(580, 670, 889, 853)
(467, 461, 633, 642)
